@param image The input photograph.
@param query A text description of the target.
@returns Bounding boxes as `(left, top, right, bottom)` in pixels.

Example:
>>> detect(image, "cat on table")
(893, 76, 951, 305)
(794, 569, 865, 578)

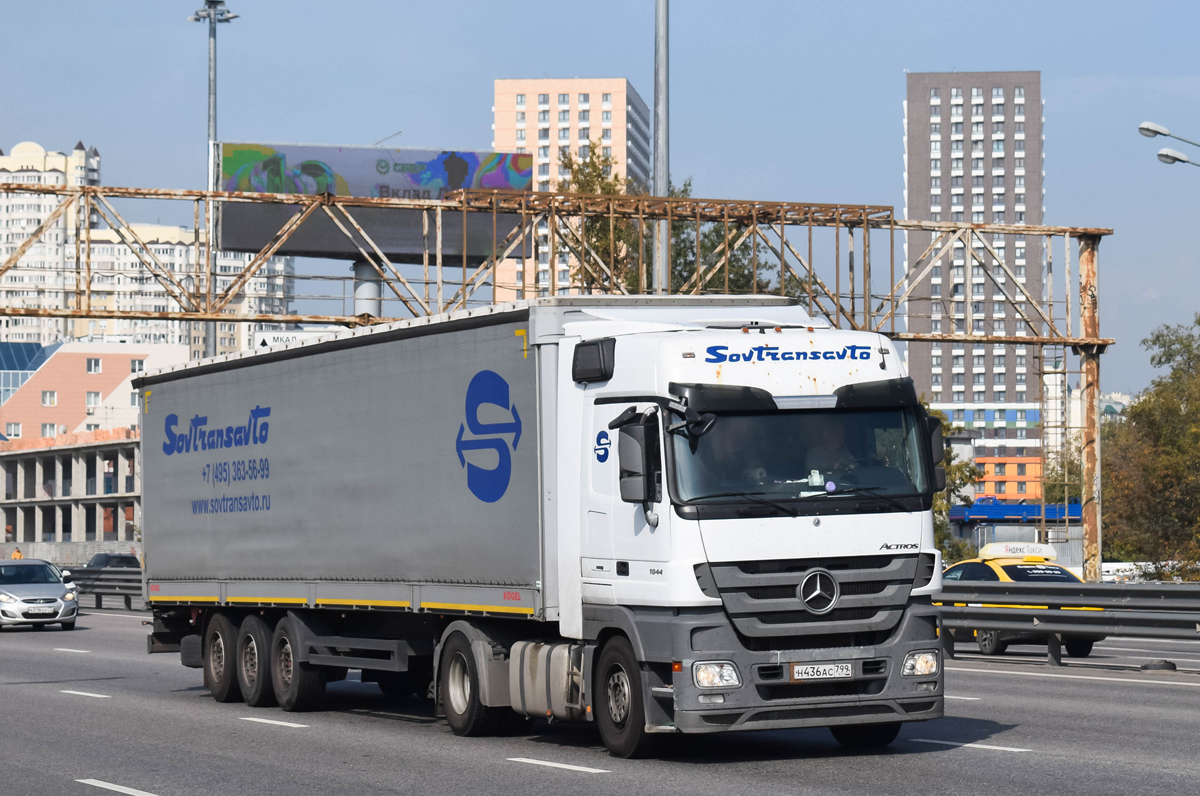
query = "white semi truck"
(141, 296, 945, 758)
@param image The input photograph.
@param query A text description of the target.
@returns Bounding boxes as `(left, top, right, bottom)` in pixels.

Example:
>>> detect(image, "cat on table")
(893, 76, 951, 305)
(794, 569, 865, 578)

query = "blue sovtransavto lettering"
(163, 405, 271, 456)
(705, 344, 872, 364)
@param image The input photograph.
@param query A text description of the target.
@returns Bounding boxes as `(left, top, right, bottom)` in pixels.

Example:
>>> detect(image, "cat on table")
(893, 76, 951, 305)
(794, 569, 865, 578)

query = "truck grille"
(707, 555, 917, 642)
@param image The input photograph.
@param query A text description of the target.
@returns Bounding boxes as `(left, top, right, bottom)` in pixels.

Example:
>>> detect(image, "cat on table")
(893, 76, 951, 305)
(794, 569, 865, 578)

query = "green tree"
(925, 405, 981, 564)
(555, 143, 645, 292)
(1101, 314, 1200, 578)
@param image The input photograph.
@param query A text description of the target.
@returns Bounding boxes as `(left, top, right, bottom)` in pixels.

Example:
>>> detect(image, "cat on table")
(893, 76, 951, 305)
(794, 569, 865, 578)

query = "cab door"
(582, 402, 671, 601)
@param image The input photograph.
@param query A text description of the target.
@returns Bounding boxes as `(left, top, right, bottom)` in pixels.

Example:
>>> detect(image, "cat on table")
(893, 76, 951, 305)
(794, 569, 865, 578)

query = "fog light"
(1, 609, 16, 619)
(693, 661, 741, 688)
(903, 651, 940, 677)
(698, 693, 725, 704)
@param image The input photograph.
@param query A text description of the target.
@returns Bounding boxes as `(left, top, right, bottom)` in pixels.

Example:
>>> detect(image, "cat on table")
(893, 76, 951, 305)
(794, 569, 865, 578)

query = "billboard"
(216, 143, 533, 262)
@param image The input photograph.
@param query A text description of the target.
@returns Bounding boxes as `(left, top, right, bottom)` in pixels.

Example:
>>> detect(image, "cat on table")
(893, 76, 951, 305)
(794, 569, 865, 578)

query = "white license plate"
(26, 606, 55, 614)
(791, 663, 852, 681)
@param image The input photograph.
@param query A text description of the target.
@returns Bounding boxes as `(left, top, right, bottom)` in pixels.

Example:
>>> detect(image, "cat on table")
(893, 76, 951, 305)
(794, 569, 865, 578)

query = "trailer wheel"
(595, 636, 657, 759)
(270, 617, 325, 712)
(1064, 638, 1094, 658)
(236, 615, 278, 707)
(439, 632, 503, 736)
(830, 722, 902, 749)
(203, 612, 244, 703)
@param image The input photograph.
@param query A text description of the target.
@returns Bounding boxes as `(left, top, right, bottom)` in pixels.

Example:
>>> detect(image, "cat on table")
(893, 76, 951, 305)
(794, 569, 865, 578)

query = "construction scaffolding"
(0, 182, 1113, 577)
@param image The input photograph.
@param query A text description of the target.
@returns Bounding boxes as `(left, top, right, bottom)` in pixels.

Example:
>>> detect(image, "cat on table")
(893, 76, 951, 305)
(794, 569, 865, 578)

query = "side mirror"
(934, 467, 947, 492)
(925, 416, 945, 465)
(61, 570, 73, 583)
(617, 413, 662, 526)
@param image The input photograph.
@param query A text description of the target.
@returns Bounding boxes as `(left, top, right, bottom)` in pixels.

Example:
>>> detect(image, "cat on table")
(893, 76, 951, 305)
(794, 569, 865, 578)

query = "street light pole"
(652, 0, 669, 295)
(190, 1, 237, 359)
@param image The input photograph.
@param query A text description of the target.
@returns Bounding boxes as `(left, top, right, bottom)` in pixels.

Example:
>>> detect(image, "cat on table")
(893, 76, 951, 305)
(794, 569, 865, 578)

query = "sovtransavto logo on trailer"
(455, 370, 521, 502)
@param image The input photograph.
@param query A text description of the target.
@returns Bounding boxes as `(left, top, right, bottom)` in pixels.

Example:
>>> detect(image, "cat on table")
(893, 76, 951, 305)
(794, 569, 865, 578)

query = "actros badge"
(455, 370, 522, 503)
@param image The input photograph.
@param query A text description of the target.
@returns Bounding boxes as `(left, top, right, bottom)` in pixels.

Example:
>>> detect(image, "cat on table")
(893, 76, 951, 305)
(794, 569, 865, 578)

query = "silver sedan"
(0, 559, 79, 630)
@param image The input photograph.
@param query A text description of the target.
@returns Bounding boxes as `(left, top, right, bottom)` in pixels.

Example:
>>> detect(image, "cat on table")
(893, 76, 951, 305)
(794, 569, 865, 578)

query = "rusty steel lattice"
(0, 182, 1113, 578)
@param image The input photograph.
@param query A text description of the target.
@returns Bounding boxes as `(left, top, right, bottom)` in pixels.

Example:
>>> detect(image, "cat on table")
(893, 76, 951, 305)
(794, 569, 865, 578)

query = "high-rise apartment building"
(1, 141, 293, 357)
(903, 72, 1045, 500)
(492, 79, 651, 299)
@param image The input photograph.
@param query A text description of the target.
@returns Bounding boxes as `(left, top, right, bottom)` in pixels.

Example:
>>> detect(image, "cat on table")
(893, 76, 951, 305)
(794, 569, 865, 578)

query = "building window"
(602, 110, 612, 122)
(538, 163, 549, 176)
(133, 358, 147, 374)
(930, 158, 941, 171)
(538, 93, 549, 104)
(930, 106, 941, 119)
(87, 357, 102, 373)
(579, 93, 589, 104)
(995, 463, 1007, 476)
(1016, 428, 1027, 440)
(538, 128, 550, 141)
(516, 130, 526, 141)
(930, 123, 941, 135)
(1016, 481, 1027, 494)
(86, 391, 101, 408)
(972, 212, 984, 223)
(538, 110, 549, 122)
(1016, 409, 1026, 421)
(953, 392, 964, 404)
(558, 129, 569, 141)
(5, 422, 20, 438)
(1014, 87, 1025, 99)
(1016, 463, 1027, 476)
(558, 93, 569, 104)
(42, 390, 56, 407)
(558, 109, 569, 122)
(131, 391, 140, 407)
(602, 129, 611, 140)
(516, 111, 525, 123)
(993, 121, 1004, 134)
(538, 146, 549, 158)
(85, 423, 100, 431)
(578, 145, 589, 158)
(602, 92, 611, 103)
(996, 481, 1007, 494)
(42, 423, 57, 438)
(516, 94, 526, 106)
(930, 88, 940, 99)
(579, 127, 590, 140)
(602, 146, 612, 157)
(952, 410, 965, 423)
(931, 141, 941, 154)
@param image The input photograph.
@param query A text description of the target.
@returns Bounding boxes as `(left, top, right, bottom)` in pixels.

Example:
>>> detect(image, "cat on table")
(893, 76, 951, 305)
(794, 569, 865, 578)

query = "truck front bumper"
(595, 600, 944, 734)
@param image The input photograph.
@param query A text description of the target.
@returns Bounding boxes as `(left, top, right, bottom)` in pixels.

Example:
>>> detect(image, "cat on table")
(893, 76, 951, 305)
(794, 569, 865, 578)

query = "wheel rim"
(241, 635, 259, 687)
(276, 637, 293, 690)
(447, 652, 471, 716)
(979, 630, 996, 649)
(209, 632, 225, 681)
(606, 664, 631, 728)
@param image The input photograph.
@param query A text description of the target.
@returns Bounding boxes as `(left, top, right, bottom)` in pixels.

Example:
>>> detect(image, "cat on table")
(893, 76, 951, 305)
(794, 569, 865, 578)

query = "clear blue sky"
(2, 0, 1197, 393)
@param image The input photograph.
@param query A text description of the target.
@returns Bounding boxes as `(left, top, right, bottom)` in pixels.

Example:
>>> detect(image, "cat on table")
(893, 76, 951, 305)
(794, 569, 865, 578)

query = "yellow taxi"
(941, 542, 1104, 658)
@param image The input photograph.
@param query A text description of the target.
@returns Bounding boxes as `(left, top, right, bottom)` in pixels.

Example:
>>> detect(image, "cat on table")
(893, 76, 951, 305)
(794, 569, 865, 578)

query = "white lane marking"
(507, 757, 610, 774)
(77, 780, 160, 796)
(948, 665, 1200, 687)
(78, 612, 148, 619)
(239, 716, 309, 728)
(61, 690, 110, 698)
(54, 648, 90, 653)
(944, 695, 982, 700)
(912, 738, 1031, 753)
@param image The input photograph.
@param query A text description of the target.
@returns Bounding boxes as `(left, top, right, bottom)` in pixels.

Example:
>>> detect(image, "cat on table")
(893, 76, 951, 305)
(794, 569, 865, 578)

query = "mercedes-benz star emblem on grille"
(798, 569, 839, 614)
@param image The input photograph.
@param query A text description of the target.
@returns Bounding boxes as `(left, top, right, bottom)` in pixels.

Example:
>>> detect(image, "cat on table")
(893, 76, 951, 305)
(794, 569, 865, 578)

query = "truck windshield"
(672, 408, 929, 504)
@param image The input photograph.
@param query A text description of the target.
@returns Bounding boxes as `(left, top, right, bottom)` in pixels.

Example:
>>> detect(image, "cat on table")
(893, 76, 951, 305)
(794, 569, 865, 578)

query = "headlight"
(64, 592, 76, 601)
(0, 593, 15, 604)
(902, 650, 940, 677)
(693, 661, 741, 688)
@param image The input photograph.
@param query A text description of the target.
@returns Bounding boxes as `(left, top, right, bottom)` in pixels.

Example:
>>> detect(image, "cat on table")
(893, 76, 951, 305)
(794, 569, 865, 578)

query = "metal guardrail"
(69, 567, 145, 610)
(935, 581, 1200, 665)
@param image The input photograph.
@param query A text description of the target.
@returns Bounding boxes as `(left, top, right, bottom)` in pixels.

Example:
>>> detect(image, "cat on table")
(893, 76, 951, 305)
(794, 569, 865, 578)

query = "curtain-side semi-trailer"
(140, 296, 945, 758)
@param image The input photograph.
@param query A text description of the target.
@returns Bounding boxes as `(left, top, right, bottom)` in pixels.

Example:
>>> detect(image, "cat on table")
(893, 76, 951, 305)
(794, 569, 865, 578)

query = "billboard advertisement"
(216, 143, 533, 262)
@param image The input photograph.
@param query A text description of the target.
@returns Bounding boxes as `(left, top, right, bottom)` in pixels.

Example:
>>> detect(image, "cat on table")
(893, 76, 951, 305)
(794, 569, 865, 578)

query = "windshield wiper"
(688, 491, 799, 517)
(819, 485, 915, 512)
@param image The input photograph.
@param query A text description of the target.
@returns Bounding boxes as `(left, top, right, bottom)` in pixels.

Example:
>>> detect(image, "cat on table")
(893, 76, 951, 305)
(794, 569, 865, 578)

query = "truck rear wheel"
(439, 632, 503, 736)
(270, 617, 325, 712)
(830, 722, 902, 749)
(1065, 638, 1094, 658)
(236, 615, 278, 707)
(594, 636, 657, 759)
(203, 612, 243, 703)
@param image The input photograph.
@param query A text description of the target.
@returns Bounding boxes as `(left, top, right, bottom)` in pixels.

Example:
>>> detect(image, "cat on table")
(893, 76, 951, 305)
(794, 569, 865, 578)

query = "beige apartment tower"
(492, 79, 651, 299)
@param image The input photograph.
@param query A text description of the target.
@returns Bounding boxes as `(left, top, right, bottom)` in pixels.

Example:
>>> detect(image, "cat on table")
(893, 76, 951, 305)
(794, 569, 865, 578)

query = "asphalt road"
(4, 610, 1200, 796)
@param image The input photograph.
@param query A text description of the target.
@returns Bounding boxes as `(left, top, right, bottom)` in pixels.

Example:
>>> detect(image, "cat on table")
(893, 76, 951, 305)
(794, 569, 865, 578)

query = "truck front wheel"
(439, 632, 503, 736)
(594, 636, 656, 759)
(270, 617, 325, 711)
(203, 612, 243, 703)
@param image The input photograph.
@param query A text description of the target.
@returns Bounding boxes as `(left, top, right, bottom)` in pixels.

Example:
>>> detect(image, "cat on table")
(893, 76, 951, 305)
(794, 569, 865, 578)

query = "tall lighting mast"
(189, 0, 237, 358)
